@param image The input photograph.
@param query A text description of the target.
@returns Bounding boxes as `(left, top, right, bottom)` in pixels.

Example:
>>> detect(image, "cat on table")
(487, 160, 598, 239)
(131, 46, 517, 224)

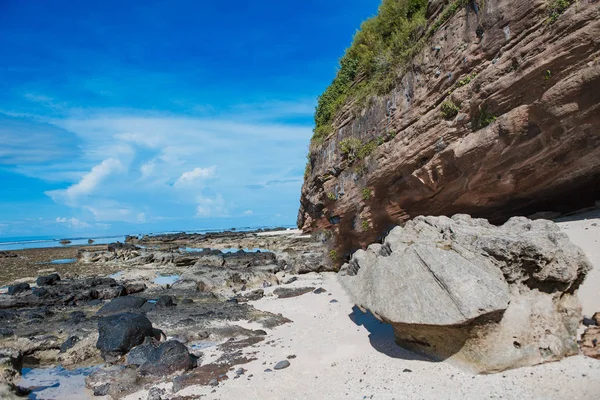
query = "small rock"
(274, 360, 290, 370)
(313, 288, 326, 294)
(287, 355, 296, 359)
(284, 277, 298, 284)
(403, 369, 412, 373)
(60, 336, 80, 353)
(147, 387, 166, 400)
(209, 378, 218, 386)
(181, 298, 194, 305)
(264, 368, 272, 373)
(197, 331, 210, 340)
(7, 283, 30, 295)
(36, 273, 61, 286)
(330, 299, 338, 303)
(583, 317, 598, 327)
(156, 295, 175, 307)
(253, 329, 268, 336)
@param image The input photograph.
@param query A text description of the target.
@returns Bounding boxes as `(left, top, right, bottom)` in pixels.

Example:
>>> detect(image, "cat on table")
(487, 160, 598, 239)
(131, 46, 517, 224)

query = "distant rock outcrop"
(340, 215, 591, 373)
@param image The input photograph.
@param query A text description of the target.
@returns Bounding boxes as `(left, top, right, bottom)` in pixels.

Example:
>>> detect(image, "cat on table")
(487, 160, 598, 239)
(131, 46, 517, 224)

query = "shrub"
(340, 138, 362, 161)
(327, 192, 337, 201)
(362, 188, 373, 201)
(547, 0, 575, 24)
(361, 220, 370, 232)
(358, 140, 378, 160)
(473, 105, 497, 130)
(440, 100, 460, 119)
(329, 249, 338, 261)
(354, 164, 367, 176)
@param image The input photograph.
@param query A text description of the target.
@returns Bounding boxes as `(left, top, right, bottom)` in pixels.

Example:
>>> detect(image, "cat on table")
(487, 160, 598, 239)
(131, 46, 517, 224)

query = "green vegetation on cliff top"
(310, 0, 576, 151)
(313, 0, 430, 145)
(312, 0, 475, 147)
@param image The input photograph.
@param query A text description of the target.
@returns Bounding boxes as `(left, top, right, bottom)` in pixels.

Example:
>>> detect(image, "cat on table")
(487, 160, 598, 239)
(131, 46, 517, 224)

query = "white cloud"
(174, 166, 216, 187)
(242, 210, 253, 216)
(55, 217, 90, 229)
(196, 195, 228, 218)
(140, 161, 155, 179)
(46, 158, 124, 205)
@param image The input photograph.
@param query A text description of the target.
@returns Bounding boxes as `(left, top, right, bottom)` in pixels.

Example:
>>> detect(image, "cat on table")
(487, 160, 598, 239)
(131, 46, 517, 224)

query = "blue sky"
(0, 0, 378, 239)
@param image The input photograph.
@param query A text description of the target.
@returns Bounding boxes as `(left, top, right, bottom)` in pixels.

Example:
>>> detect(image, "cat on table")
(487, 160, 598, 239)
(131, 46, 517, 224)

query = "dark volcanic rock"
(126, 337, 159, 366)
(156, 295, 175, 308)
(7, 283, 30, 295)
(124, 282, 146, 295)
(273, 287, 316, 299)
(60, 336, 80, 353)
(96, 312, 154, 361)
(36, 273, 61, 286)
(97, 296, 147, 316)
(138, 340, 194, 376)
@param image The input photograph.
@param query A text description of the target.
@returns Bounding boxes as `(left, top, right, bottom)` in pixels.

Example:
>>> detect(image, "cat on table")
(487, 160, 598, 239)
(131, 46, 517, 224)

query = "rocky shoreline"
(0, 229, 328, 399)
(1, 217, 599, 399)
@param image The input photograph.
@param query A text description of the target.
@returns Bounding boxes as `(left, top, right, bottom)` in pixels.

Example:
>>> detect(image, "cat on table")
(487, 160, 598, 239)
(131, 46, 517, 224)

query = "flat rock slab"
(273, 287, 316, 299)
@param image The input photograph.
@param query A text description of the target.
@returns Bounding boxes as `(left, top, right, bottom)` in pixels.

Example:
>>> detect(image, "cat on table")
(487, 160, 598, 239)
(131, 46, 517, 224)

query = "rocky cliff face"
(298, 0, 600, 261)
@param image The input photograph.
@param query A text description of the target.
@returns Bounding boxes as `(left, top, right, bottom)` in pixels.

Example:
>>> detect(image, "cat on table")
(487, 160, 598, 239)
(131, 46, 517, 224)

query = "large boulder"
(96, 312, 154, 362)
(340, 215, 592, 373)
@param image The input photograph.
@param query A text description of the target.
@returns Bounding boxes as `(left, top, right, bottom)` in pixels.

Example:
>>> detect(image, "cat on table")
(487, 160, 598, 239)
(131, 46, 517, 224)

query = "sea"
(0, 225, 297, 251)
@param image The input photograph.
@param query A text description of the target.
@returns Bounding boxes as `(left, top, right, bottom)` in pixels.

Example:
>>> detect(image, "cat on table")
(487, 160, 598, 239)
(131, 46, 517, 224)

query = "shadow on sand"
(348, 306, 432, 362)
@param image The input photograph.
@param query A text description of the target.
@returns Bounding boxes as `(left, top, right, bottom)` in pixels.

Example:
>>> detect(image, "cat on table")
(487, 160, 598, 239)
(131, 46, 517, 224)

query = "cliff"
(298, 0, 600, 262)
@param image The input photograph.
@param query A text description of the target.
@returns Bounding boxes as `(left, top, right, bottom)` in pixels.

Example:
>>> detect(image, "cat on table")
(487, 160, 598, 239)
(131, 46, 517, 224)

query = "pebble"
(403, 369, 412, 373)
(264, 368, 273, 372)
(330, 299, 339, 303)
(274, 360, 290, 370)
(209, 378, 218, 386)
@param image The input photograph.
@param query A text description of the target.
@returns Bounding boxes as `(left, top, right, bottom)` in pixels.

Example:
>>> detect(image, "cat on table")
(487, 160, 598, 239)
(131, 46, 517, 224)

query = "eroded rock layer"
(298, 0, 600, 259)
(340, 215, 591, 373)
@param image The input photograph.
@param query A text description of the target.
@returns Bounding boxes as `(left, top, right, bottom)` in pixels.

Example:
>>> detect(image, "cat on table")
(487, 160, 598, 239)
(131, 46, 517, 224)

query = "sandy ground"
(557, 209, 600, 317)
(130, 276, 600, 399)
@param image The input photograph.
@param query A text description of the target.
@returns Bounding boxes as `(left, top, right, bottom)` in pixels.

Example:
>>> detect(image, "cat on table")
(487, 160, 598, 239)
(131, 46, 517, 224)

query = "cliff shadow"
(348, 306, 432, 362)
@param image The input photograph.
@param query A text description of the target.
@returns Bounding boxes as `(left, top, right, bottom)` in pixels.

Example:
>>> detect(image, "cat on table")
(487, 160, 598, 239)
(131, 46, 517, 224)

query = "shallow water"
(47, 258, 77, 265)
(0, 236, 127, 251)
(18, 365, 100, 400)
(153, 274, 180, 285)
(108, 271, 123, 279)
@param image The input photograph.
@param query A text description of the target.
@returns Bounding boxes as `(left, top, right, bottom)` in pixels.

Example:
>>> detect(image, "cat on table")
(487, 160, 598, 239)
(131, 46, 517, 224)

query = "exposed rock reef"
(0, 230, 324, 398)
(340, 215, 592, 373)
(298, 0, 600, 259)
